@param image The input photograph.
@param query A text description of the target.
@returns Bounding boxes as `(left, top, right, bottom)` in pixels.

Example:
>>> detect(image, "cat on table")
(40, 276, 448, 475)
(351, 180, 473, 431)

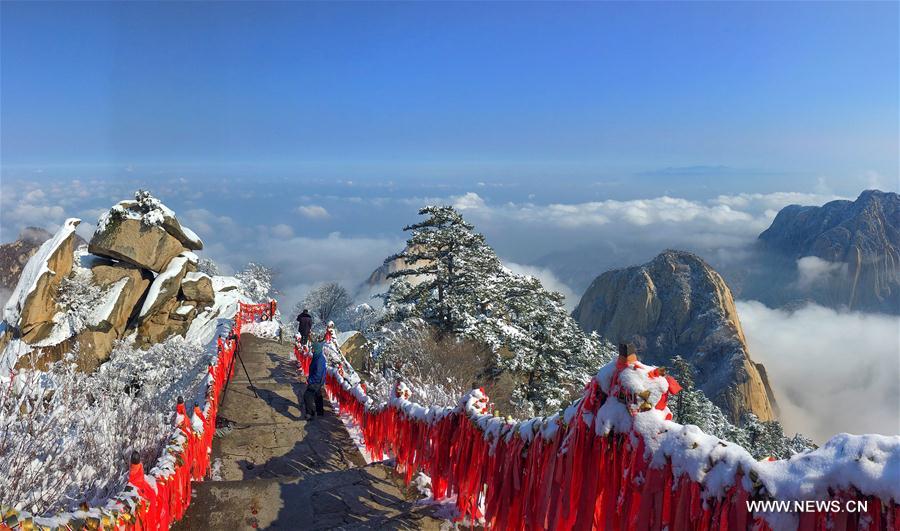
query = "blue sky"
(2, 1, 897, 188)
(1, 1, 897, 282)
(1, 2, 898, 439)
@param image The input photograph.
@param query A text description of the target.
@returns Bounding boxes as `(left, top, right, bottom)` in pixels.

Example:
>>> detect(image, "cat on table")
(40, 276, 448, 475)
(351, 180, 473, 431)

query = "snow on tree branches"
(670, 355, 815, 459)
(303, 282, 352, 326)
(235, 262, 274, 303)
(383, 205, 615, 415)
(0, 337, 211, 516)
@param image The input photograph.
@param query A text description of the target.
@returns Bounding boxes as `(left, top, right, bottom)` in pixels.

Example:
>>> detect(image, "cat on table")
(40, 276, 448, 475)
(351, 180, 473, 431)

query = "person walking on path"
(296, 309, 313, 346)
(303, 341, 327, 420)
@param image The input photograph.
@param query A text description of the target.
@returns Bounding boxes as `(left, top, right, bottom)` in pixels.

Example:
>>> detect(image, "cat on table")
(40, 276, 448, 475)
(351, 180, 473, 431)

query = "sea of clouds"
(2, 175, 897, 443)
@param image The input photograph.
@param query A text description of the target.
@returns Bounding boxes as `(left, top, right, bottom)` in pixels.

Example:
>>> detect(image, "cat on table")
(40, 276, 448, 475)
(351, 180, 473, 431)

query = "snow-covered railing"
(1, 327, 244, 530)
(295, 339, 900, 530)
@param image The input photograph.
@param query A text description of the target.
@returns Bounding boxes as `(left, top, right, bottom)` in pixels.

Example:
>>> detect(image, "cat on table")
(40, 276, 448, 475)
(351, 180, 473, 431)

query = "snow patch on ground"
(328, 394, 376, 464)
(241, 320, 281, 339)
(212, 275, 240, 292)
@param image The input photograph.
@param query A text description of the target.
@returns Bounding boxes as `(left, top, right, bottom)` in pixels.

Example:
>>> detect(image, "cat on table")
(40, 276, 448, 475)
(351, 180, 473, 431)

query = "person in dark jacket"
(303, 342, 327, 420)
(296, 309, 313, 345)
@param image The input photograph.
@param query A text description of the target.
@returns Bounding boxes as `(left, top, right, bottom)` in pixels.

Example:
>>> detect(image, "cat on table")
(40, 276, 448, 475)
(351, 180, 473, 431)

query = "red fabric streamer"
(294, 338, 899, 531)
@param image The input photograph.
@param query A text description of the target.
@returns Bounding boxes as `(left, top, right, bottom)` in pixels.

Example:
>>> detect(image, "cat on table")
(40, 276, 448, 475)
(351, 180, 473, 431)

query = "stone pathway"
(175, 334, 443, 530)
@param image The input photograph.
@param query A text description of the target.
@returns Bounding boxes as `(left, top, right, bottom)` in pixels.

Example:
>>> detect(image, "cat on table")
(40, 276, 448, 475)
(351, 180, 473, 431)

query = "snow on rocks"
(0, 190, 239, 374)
(184, 276, 250, 345)
(2, 218, 80, 339)
(90, 191, 201, 272)
(211, 275, 240, 292)
(181, 271, 215, 304)
(139, 255, 190, 319)
(89, 217, 185, 273)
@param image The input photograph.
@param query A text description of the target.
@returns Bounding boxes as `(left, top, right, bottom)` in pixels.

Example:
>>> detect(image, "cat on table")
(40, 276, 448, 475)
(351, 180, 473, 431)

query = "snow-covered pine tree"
(669, 355, 815, 458)
(384, 205, 613, 415)
(487, 272, 609, 414)
(385, 206, 499, 331)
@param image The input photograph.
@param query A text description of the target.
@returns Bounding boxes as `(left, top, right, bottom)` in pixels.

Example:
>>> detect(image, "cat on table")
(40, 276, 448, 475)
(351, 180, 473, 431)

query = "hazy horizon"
(1, 1, 897, 442)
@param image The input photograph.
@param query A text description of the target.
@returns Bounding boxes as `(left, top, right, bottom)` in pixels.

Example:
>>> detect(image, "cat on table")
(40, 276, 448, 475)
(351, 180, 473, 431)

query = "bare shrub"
(368, 320, 491, 408)
(0, 337, 210, 516)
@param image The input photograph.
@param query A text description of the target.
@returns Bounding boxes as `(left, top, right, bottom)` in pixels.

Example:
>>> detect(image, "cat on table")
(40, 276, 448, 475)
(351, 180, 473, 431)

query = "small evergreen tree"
(383, 205, 613, 414)
(670, 355, 695, 422)
(669, 355, 815, 459)
(385, 206, 499, 331)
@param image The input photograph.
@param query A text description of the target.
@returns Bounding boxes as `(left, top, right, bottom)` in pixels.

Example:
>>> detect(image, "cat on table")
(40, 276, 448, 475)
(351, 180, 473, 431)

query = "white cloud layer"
(296, 205, 330, 219)
(795, 256, 848, 290)
(504, 261, 580, 311)
(452, 191, 842, 235)
(737, 300, 900, 443)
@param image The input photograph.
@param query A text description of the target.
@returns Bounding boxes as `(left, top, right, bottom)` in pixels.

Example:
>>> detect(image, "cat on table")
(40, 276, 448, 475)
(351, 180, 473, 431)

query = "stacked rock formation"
(0, 191, 218, 371)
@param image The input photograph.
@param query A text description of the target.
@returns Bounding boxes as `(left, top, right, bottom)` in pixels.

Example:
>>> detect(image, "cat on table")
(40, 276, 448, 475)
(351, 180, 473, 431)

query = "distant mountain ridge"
(572, 250, 777, 424)
(756, 189, 899, 313)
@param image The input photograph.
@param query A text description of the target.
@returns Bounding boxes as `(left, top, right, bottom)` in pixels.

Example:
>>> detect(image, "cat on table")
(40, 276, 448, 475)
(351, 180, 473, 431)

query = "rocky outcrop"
(138, 297, 190, 344)
(573, 250, 776, 423)
(88, 190, 205, 272)
(89, 218, 185, 273)
(139, 255, 190, 319)
(1, 191, 221, 371)
(3, 219, 81, 343)
(89, 262, 152, 334)
(0, 227, 89, 295)
(756, 190, 899, 313)
(181, 272, 215, 305)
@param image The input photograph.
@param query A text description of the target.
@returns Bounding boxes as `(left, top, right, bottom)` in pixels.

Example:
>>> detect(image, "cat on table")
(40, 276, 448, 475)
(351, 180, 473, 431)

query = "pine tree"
(385, 206, 499, 331)
(491, 272, 607, 412)
(670, 355, 695, 421)
(383, 205, 614, 414)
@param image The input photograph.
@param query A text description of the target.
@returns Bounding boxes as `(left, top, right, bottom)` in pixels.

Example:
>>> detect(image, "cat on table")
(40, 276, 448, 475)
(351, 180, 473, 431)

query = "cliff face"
(365, 245, 433, 290)
(757, 190, 899, 313)
(573, 250, 776, 423)
(0, 227, 86, 294)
